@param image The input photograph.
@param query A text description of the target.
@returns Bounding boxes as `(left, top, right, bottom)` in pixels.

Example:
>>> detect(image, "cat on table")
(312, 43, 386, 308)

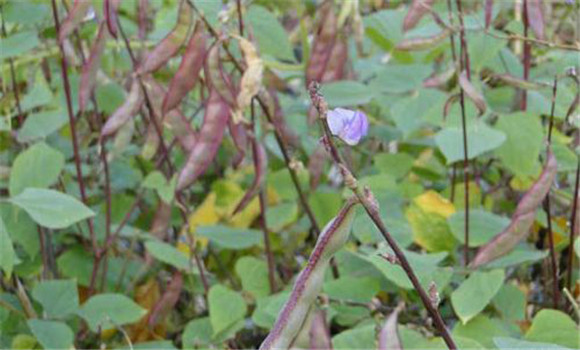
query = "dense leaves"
(1, 0, 579, 349)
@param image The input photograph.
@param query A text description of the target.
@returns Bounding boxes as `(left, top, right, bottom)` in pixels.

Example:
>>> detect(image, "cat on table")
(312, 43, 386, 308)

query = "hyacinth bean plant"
(0, 0, 579, 349)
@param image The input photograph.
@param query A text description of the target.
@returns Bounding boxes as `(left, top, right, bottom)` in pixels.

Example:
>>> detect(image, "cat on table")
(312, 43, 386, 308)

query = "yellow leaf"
(414, 190, 456, 218)
(406, 204, 457, 252)
(188, 192, 220, 230)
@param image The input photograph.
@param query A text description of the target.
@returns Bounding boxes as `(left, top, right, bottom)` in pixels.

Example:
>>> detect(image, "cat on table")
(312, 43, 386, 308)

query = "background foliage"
(0, 0, 579, 349)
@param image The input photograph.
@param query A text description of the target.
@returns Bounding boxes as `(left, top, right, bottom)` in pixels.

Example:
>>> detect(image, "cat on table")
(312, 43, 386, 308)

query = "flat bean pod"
(176, 89, 230, 190)
(259, 199, 358, 350)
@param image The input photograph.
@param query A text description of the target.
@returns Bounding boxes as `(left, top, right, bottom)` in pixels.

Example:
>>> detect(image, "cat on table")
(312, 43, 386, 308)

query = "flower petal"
(327, 108, 354, 136)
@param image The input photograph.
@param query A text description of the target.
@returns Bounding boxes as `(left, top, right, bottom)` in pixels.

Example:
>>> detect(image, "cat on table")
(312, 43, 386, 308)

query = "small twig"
(14, 277, 37, 319)
(521, 0, 531, 110)
(563, 288, 580, 321)
(544, 76, 560, 309)
(567, 160, 580, 291)
(50, 0, 99, 294)
(252, 100, 277, 293)
(236, 0, 244, 36)
(452, 0, 471, 266)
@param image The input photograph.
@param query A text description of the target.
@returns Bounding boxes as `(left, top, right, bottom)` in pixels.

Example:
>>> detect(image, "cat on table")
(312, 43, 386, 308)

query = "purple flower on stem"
(327, 108, 369, 145)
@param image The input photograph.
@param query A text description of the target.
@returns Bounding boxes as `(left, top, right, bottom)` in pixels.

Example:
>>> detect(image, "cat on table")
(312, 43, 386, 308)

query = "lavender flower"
(327, 108, 369, 145)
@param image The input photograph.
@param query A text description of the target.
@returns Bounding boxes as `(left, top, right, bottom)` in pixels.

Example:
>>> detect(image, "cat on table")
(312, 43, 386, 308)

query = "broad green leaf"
(525, 309, 580, 349)
(10, 188, 95, 229)
(435, 122, 506, 164)
(0, 217, 16, 277)
(208, 284, 246, 336)
(320, 81, 375, 107)
(0, 204, 38, 258)
(4, 2, 50, 26)
(31, 279, 79, 319)
(235, 256, 271, 298)
(575, 237, 580, 258)
(494, 112, 543, 176)
(197, 225, 262, 250)
(144, 240, 190, 271)
(142, 171, 177, 203)
(265, 202, 298, 232)
(494, 337, 573, 350)
(373, 153, 415, 179)
(78, 293, 146, 332)
(247, 6, 295, 62)
(492, 284, 526, 322)
(333, 324, 376, 349)
(95, 83, 125, 115)
(363, 248, 448, 290)
(323, 276, 380, 303)
(308, 191, 343, 228)
(182, 317, 213, 348)
(17, 110, 67, 143)
(452, 315, 511, 349)
(0, 31, 39, 59)
(390, 88, 446, 135)
(370, 64, 432, 93)
(9, 142, 65, 197)
(448, 209, 510, 247)
(27, 319, 73, 350)
(20, 73, 53, 112)
(451, 269, 505, 324)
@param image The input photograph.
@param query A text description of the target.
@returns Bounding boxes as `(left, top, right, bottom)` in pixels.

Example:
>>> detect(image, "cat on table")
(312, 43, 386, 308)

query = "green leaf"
(453, 315, 511, 349)
(182, 317, 213, 348)
(323, 276, 380, 303)
(369, 64, 432, 93)
(265, 202, 298, 232)
(309, 191, 343, 228)
(197, 225, 262, 250)
(247, 6, 295, 62)
(494, 337, 572, 350)
(333, 324, 376, 349)
(494, 112, 543, 176)
(363, 248, 448, 289)
(492, 284, 526, 322)
(21, 74, 53, 112)
(0, 216, 16, 277)
(373, 153, 415, 179)
(142, 171, 177, 203)
(17, 110, 68, 143)
(0, 204, 38, 258)
(252, 292, 290, 329)
(525, 309, 580, 349)
(448, 209, 510, 247)
(31, 279, 79, 319)
(208, 284, 247, 336)
(144, 240, 190, 271)
(27, 319, 74, 350)
(0, 31, 39, 60)
(435, 122, 506, 163)
(10, 188, 95, 229)
(451, 269, 505, 324)
(78, 293, 146, 332)
(9, 142, 65, 196)
(235, 256, 271, 298)
(320, 81, 375, 107)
